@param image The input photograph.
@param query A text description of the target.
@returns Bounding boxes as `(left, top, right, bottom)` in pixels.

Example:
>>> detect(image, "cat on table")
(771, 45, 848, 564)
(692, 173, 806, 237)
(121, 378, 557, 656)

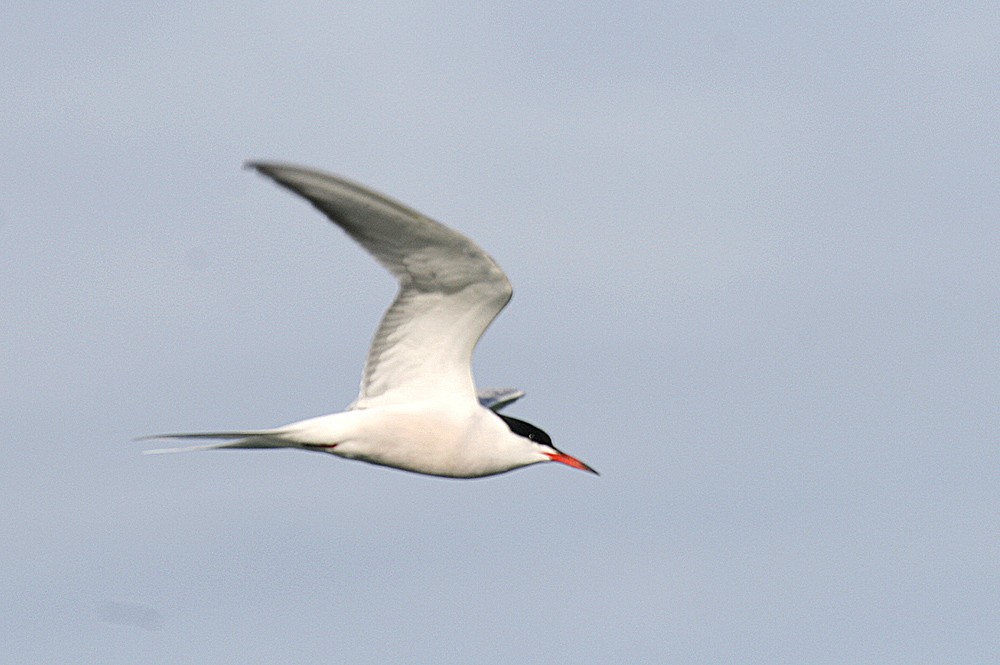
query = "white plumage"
(143, 162, 596, 478)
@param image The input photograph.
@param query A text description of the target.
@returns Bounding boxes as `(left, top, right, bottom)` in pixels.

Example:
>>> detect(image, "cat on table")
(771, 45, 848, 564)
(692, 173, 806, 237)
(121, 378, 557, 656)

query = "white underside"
(259, 401, 543, 478)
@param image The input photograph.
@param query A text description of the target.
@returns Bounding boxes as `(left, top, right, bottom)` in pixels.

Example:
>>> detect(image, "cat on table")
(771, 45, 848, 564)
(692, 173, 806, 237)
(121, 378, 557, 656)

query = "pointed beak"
(545, 452, 599, 475)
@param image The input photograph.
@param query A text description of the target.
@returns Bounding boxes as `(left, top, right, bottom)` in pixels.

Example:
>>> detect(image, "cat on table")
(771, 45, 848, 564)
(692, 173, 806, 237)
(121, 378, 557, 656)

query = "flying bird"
(144, 162, 596, 478)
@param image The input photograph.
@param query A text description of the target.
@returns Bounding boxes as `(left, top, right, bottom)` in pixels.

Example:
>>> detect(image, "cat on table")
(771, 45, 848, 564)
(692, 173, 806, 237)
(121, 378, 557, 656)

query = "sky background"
(2, 2, 998, 663)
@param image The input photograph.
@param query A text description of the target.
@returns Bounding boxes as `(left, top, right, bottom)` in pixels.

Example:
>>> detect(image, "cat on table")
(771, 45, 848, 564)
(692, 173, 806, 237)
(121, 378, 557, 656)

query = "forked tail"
(138, 431, 288, 455)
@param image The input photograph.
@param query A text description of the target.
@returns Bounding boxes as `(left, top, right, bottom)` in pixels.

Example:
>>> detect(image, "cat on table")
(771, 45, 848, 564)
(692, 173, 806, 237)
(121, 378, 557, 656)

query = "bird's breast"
(332, 404, 498, 477)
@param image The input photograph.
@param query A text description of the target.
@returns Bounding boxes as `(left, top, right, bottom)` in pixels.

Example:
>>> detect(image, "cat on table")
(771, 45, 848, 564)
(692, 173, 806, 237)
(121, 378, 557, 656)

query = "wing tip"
(244, 160, 282, 176)
(478, 387, 527, 412)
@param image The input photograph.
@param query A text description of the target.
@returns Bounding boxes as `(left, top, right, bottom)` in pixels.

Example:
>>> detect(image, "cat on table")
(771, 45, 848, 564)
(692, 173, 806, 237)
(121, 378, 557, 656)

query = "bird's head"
(499, 415, 598, 475)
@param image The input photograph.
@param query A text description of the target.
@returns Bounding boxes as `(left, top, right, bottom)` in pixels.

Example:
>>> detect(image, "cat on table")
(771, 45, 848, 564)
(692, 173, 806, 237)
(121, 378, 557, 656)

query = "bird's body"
(144, 162, 595, 478)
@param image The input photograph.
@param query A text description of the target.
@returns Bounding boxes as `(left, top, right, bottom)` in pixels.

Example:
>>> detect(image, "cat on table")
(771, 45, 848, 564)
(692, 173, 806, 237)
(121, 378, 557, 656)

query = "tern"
(144, 162, 597, 478)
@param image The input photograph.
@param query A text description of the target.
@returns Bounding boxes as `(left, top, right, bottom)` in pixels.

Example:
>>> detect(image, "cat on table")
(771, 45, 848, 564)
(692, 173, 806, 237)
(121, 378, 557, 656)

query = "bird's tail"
(138, 431, 288, 455)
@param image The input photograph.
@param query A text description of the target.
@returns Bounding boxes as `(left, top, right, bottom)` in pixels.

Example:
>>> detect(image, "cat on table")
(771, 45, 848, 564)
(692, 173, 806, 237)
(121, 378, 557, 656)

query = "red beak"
(545, 452, 599, 475)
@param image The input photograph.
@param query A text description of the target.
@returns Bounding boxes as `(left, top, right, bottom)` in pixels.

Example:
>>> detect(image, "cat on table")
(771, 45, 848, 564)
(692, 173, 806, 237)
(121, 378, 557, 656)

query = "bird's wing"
(248, 162, 512, 409)
(477, 387, 525, 412)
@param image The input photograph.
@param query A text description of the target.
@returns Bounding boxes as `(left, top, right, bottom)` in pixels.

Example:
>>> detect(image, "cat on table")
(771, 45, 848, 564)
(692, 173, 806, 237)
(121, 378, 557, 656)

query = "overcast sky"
(2, 2, 998, 663)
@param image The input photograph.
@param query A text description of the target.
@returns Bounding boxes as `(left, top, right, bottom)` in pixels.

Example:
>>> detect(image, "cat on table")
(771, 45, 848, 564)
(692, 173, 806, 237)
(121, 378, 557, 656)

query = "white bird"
(144, 162, 596, 478)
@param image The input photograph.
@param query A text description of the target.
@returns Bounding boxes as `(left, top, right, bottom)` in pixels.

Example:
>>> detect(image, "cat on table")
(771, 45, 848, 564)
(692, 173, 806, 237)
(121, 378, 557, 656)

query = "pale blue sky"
(2, 2, 998, 662)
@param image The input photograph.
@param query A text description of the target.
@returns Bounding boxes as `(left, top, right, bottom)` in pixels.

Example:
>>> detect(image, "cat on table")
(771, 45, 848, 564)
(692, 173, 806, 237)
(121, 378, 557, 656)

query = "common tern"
(144, 162, 596, 478)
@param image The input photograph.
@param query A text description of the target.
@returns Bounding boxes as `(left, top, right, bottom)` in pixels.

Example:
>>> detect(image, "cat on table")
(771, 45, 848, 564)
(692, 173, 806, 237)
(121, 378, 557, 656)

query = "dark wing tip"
(244, 160, 290, 177)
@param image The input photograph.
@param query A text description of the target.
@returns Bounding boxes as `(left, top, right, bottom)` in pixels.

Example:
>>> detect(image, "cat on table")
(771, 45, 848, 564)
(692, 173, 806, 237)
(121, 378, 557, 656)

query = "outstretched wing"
(248, 162, 513, 409)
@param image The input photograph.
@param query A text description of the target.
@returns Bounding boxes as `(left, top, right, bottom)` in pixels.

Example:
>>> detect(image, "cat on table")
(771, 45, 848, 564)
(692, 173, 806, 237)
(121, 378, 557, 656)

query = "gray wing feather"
(248, 162, 513, 408)
(477, 388, 525, 412)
